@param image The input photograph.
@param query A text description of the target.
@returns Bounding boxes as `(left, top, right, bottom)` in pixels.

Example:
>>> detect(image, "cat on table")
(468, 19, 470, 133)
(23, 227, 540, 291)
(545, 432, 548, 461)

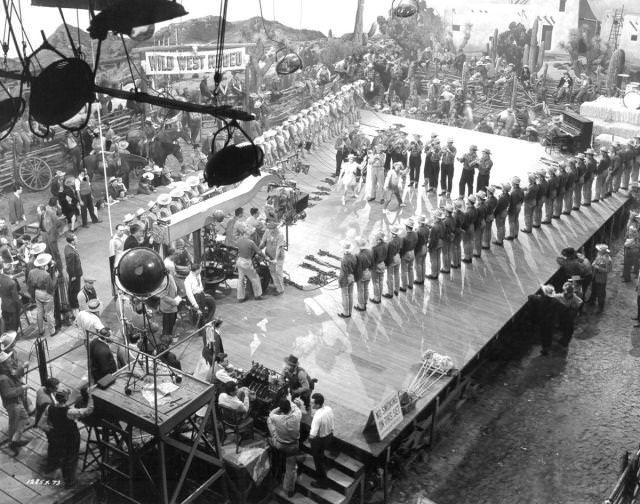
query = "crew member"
(283, 354, 312, 408)
(77, 276, 97, 312)
(260, 220, 286, 296)
(308, 392, 336, 489)
(268, 397, 303, 498)
(587, 243, 612, 313)
(236, 226, 264, 302)
(27, 253, 57, 337)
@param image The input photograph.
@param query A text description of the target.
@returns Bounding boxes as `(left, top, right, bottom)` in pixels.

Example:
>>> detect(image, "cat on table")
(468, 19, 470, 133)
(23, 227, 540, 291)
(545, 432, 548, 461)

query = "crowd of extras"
(329, 129, 640, 334)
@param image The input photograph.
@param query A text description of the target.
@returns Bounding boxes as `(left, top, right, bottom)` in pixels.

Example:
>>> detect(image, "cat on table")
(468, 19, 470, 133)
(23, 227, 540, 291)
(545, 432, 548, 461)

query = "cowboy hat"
(34, 253, 52, 268)
(0, 331, 17, 351)
(30, 243, 47, 255)
(405, 218, 415, 229)
(117, 140, 129, 150)
(434, 209, 445, 219)
(157, 194, 172, 206)
(595, 243, 610, 253)
(511, 176, 521, 185)
(169, 189, 185, 199)
(87, 298, 102, 312)
(284, 354, 299, 366)
(390, 225, 401, 236)
(136, 208, 145, 217)
(123, 213, 135, 223)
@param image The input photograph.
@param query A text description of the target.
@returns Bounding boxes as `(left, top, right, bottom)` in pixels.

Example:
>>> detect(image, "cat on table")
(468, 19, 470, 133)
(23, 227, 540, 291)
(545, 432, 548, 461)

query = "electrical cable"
(1, 0, 24, 67)
(12, 0, 41, 69)
(57, 6, 79, 58)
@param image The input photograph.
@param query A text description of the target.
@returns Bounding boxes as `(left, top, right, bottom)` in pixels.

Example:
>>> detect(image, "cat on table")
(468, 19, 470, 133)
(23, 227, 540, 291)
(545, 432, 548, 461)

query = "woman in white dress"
(338, 153, 359, 205)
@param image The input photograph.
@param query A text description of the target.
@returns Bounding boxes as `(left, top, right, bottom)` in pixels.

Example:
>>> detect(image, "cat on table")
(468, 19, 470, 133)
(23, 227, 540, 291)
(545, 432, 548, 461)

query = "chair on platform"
(218, 405, 254, 454)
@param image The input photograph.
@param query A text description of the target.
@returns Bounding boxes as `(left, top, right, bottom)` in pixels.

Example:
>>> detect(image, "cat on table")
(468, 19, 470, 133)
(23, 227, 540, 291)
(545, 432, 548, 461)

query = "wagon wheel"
(18, 156, 53, 191)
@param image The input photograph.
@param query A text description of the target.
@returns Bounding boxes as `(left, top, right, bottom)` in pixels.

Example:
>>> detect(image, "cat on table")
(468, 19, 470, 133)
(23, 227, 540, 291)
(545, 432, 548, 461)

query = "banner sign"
(144, 47, 246, 75)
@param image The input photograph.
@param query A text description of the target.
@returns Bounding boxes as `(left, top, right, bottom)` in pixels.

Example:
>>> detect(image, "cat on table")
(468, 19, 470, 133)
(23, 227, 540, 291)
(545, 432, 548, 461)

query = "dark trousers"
(623, 248, 640, 282)
(476, 174, 490, 193)
(162, 311, 177, 337)
(68, 278, 81, 310)
(408, 159, 421, 185)
(310, 433, 334, 481)
(440, 163, 453, 193)
(587, 280, 607, 311)
(335, 152, 343, 176)
(427, 161, 440, 189)
(459, 169, 474, 197)
(2, 310, 19, 332)
(109, 256, 116, 296)
(80, 195, 99, 226)
(637, 295, 640, 321)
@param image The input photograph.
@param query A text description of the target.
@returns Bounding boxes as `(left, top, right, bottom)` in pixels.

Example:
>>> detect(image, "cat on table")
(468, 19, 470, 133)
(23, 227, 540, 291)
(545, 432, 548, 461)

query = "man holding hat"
(383, 226, 402, 298)
(554, 282, 584, 348)
(458, 145, 479, 197)
(506, 176, 523, 240)
(399, 220, 417, 291)
(338, 241, 357, 317)
(260, 220, 286, 296)
(427, 210, 445, 278)
(354, 237, 373, 311)
(370, 231, 388, 303)
(28, 253, 57, 337)
(587, 244, 612, 313)
(583, 149, 596, 205)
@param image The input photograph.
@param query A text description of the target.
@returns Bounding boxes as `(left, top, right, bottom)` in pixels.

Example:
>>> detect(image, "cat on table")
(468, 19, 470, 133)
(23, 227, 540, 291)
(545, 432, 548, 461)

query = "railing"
(604, 447, 640, 504)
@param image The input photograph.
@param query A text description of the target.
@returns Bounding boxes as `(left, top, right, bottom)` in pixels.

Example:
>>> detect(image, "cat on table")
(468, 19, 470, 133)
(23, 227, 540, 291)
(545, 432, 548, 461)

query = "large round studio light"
(275, 51, 303, 76)
(29, 58, 94, 126)
(89, 0, 188, 40)
(115, 247, 168, 299)
(204, 141, 264, 188)
(392, 0, 419, 17)
(129, 24, 156, 42)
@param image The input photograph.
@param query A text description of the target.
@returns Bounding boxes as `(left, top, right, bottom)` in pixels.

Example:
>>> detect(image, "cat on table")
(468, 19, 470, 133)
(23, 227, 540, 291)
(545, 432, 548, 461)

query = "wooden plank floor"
(173, 111, 628, 457)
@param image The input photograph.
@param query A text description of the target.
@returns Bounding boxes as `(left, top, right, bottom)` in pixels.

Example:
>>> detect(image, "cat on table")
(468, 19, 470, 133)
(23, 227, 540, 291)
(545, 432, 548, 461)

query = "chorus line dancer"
(629, 138, 640, 190)
(593, 147, 609, 202)
(583, 148, 596, 205)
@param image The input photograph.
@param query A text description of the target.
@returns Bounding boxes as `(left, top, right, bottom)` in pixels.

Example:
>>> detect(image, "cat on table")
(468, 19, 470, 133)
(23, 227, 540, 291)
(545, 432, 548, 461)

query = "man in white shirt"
(309, 392, 336, 489)
(213, 353, 238, 384)
(268, 397, 303, 497)
(76, 298, 105, 336)
(109, 224, 126, 297)
(218, 381, 252, 417)
(184, 263, 205, 312)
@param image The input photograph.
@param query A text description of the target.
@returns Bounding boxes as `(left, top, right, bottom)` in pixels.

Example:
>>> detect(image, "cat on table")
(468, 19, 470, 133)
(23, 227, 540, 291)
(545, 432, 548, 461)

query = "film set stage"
(0, 0, 640, 504)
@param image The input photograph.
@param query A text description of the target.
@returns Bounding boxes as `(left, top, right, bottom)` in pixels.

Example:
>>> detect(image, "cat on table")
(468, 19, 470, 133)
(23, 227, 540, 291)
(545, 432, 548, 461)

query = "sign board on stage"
(143, 47, 246, 75)
(363, 392, 404, 441)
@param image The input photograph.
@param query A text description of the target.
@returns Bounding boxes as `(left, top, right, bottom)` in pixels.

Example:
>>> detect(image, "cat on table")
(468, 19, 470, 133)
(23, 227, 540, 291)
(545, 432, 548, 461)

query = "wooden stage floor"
(175, 111, 629, 458)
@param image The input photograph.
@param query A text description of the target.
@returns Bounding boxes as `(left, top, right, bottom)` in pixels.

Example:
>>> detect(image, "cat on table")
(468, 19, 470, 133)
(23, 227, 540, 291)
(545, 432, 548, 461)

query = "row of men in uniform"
(254, 81, 363, 168)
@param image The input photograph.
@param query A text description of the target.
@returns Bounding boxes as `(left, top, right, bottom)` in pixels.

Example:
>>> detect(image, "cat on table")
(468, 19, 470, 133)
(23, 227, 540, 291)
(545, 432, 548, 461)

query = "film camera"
(266, 182, 309, 226)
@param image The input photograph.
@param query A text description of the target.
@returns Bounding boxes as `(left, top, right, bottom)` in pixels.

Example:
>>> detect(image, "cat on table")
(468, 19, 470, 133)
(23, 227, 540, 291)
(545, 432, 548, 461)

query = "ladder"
(608, 7, 624, 50)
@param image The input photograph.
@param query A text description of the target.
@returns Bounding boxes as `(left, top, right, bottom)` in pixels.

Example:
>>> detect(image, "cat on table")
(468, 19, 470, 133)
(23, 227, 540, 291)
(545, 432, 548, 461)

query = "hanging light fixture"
(204, 120, 264, 188)
(392, 0, 419, 18)
(128, 24, 156, 42)
(88, 0, 188, 40)
(275, 48, 303, 75)
(115, 247, 168, 300)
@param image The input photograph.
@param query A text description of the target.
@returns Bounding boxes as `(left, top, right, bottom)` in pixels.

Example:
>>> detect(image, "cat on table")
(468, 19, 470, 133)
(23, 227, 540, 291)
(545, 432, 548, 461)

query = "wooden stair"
(270, 442, 365, 504)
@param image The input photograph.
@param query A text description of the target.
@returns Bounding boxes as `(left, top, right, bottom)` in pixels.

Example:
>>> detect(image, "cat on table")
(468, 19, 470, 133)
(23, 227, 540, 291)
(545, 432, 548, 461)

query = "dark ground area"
(390, 239, 639, 504)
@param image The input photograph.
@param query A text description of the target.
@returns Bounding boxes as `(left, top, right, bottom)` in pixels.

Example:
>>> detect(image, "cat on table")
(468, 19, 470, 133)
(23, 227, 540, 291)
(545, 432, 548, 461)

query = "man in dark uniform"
(554, 164, 566, 219)
(573, 153, 586, 210)
(533, 169, 547, 228)
(400, 219, 418, 291)
(458, 145, 479, 197)
(482, 186, 498, 249)
(451, 200, 465, 267)
(338, 241, 357, 318)
(543, 167, 557, 224)
(583, 148, 596, 205)
(426, 210, 444, 279)
(476, 148, 493, 192)
(621, 140, 634, 191)
(383, 226, 401, 298)
(89, 327, 116, 383)
(593, 147, 610, 202)
(610, 142, 623, 194)
(441, 203, 455, 274)
(370, 231, 388, 303)
(521, 173, 537, 234)
(407, 138, 423, 189)
(334, 131, 352, 177)
(506, 176, 523, 240)
(473, 191, 487, 258)
(563, 161, 576, 215)
(528, 284, 560, 356)
(424, 141, 441, 193)
(414, 216, 429, 282)
(440, 139, 456, 196)
(462, 195, 477, 262)
(354, 238, 373, 312)
(64, 232, 83, 316)
(492, 184, 510, 246)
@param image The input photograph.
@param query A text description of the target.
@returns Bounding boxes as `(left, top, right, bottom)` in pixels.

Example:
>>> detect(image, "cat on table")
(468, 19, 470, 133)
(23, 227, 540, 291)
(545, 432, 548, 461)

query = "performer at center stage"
(458, 145, 479, 197)
(505, 176, 523, 240)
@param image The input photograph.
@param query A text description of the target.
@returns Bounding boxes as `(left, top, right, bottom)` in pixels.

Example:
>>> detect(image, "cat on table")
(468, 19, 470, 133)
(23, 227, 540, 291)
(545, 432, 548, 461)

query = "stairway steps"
(301, 441, 364, 477)
(296, 473, 346, 504)
(298, 455, 355, 494)
(272, 486, 318, 504)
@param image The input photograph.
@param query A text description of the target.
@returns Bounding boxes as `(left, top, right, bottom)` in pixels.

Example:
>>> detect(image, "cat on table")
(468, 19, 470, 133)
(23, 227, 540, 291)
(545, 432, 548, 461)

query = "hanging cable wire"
(211, 0, 229, 101)
(57, 7, 80, 58)
(11, 0, 40, 69)
(120, 34, 139, 93)
(2, 0, 25, 66)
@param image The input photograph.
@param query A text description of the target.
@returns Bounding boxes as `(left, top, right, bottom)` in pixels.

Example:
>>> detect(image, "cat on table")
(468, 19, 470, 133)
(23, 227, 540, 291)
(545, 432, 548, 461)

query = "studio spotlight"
(204, 142, 264, 188)
(392, 0, 419, 17)
(115, 247, 168, 300)
(129, 24, 156, 42)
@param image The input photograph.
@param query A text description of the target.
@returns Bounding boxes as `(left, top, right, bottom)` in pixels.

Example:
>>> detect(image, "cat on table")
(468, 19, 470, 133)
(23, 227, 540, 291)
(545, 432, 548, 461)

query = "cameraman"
(27, 253, 58, 337)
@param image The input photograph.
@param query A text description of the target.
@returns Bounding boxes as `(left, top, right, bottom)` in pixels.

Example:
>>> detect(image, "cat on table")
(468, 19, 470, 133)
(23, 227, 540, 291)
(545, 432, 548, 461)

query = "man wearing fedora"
(587, 244, 612, 313)
(370, 231, 388, 303)
(399, 219, 417, 291)
(27, 253, 57, 337)
(64, 232, 83, 317)
(338, 241, 357, 317)
(383, 226, 401, 298)
(283, 354, 312, 408)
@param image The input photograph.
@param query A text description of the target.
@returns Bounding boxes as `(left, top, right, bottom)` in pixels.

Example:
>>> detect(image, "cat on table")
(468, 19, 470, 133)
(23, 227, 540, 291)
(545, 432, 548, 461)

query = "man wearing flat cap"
(399, 220, 418, 291)
(427, 211, 445, 278)
(383, 226, 402, 298)
(506, 176, 523, 240)
(338, 241, 357, 318)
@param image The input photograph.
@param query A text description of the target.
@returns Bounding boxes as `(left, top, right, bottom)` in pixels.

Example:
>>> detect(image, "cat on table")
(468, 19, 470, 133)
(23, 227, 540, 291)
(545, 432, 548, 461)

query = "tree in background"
(559, 29, 609, 75)
(377, 1, 445, 59)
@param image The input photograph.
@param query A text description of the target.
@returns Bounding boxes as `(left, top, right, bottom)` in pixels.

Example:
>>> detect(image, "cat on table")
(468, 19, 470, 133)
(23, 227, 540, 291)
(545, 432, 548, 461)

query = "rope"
(12, 0, 41, 69)
(120, 34, 138, 93)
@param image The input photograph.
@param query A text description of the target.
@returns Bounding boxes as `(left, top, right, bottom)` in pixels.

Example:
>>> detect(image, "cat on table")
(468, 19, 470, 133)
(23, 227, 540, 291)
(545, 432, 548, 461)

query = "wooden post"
(382, 446, 391, 504)
(159, 440, 170, 504)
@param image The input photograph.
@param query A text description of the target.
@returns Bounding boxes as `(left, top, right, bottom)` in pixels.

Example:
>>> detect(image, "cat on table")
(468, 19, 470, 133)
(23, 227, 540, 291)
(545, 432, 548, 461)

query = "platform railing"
(604, 447, 640, 504)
